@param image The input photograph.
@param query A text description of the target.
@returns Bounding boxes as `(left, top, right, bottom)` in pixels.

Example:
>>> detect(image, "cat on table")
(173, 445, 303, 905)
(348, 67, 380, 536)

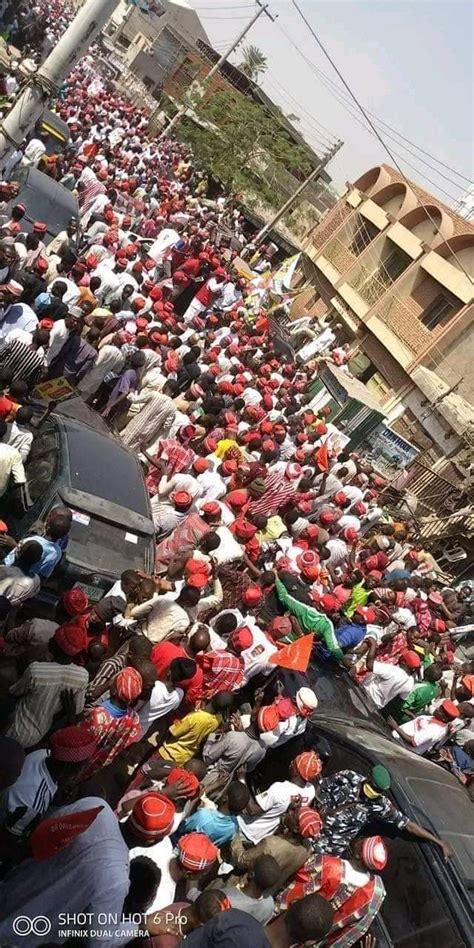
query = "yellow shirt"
(215, 439, 242, 460)
(257, 515, 287, 544)
(159, 710, 220, 765)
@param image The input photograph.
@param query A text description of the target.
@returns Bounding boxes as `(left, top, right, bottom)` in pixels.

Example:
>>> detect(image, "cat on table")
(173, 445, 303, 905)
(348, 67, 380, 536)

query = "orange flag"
(315, 442, 330, 472)
(269, 633, 313, 672)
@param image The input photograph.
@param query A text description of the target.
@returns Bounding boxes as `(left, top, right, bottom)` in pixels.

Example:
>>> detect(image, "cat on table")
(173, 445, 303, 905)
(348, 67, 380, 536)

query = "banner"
(271, 253, 302, 296)
(34, 376, 75, 403)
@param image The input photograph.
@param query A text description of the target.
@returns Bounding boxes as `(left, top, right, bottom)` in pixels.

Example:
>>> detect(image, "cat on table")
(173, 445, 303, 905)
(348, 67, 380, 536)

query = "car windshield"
(64, 424, 150, 517)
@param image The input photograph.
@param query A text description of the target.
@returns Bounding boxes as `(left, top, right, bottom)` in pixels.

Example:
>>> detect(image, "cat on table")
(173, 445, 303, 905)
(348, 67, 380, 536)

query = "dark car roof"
(55, 414, 152, 522)
(4, 166, 78, 244)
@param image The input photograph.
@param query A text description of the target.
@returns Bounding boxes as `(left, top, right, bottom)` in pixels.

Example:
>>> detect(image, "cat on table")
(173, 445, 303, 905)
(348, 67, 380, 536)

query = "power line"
(289, 0, 474, 285)
(309, 66, 464, 204)
(262, 71, 339, 146)
(275, 18, 472, 188)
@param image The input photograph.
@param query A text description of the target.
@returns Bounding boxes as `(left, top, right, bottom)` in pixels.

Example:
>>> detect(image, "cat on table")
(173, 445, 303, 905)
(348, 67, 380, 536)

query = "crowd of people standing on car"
(0, 1, 472, 946)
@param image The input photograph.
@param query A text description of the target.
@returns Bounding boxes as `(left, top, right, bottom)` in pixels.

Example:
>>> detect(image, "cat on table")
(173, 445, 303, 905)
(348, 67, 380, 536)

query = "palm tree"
(238, 45, 268, 81)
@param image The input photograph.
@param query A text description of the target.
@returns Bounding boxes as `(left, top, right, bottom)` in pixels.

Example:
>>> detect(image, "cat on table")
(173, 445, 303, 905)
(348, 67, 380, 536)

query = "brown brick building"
(299, 164, 474, 477)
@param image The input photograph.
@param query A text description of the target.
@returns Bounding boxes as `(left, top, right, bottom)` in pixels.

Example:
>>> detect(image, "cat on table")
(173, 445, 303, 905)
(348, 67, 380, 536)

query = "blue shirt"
(178, 807, 238, 847)
(5, 535, 63, 578)
(335, 621, 366, 650)
(0, 303, 38, 340)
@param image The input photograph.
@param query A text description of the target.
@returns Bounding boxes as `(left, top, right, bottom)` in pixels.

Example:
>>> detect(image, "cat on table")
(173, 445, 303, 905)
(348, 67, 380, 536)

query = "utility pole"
(0, 0, 120, 176)
(251, 140, 343, 245)
(159, 0, 277, 140)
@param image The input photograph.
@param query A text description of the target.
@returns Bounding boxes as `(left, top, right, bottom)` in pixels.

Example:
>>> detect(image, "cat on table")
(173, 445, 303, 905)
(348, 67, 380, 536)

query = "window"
(116, 35, 131, 49)
(24, 419, 58, 506)
(421, 294, 458, 330)
(383, 248, 410, 282)
(350, 214, 378, 256)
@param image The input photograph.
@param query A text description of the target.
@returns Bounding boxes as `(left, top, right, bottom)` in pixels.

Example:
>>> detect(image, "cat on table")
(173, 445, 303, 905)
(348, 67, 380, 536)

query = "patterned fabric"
(314, 770, 408, 856)
(218, 565, 253, 610)
(249, 470, 298, 518)
(376, 631, 407, 665)
(276, 854, 386, 948)
(121, 393, 176, 452)
(198, 649, 245, 698)
(78, 706, 141, 781)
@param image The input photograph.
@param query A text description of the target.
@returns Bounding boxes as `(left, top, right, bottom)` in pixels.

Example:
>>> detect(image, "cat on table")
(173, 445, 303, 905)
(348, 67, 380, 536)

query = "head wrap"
(293, 750, 322, 780)
(130, 792, 176, 841)
(295, 687, 318, 714)
(361, 835, 388, 871)
(296, 806, 323, 839)
(114, 667, 143, 702)
(53, 623, 87, 656)
(177, 832, 219, 872)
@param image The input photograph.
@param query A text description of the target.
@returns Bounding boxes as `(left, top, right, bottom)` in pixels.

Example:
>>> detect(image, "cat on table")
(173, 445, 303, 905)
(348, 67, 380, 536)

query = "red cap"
(400, 649, 422, 670)
(242, 585, 263, 606)
(173, 491, 193, 509)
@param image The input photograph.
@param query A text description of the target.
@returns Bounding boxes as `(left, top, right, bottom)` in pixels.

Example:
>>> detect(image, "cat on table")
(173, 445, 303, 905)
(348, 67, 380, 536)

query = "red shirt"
(151, 641, 203, 707)
(196, 277, 223, 307)
(0, 395, 14, 420)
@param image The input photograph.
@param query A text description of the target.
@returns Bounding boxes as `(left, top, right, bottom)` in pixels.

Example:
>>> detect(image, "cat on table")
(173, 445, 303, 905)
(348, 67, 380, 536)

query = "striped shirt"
(6, 661, 89, 748)
(3, 749, 57, 836)
(0, 337, 45, 385)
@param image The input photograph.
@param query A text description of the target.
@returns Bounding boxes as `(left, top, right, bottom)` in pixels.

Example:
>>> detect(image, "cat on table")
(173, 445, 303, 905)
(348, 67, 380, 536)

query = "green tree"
(238, 45, 268, 81)
(179, 88, 313, 209)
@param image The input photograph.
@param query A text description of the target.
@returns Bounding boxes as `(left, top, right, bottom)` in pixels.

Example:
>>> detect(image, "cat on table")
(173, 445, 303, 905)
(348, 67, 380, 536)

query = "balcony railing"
(350, 265, 395, 306)
(323, 237, 359, 275)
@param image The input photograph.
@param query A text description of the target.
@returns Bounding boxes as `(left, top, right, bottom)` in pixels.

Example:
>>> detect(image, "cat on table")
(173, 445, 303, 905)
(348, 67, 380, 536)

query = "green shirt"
(393, 680, 438, 723)
(344, 583, 369, 618)
(275, 578, 343, 661)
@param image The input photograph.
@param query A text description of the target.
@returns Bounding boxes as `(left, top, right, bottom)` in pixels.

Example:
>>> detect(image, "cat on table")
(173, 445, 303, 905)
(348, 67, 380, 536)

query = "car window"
(23, 419, 59, 506)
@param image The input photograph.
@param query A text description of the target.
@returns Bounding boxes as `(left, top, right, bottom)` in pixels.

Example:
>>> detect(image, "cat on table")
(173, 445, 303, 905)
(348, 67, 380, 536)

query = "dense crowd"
(0, 2, 473, 947)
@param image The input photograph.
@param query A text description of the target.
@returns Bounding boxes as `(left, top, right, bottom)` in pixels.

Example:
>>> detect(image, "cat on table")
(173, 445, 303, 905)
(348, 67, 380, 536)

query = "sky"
(186, 0, 473, 206)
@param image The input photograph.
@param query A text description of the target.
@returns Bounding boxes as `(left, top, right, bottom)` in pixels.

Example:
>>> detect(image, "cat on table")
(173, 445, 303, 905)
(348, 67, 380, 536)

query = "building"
(101, 0, 209, 97)
(300, 164, 474, 480)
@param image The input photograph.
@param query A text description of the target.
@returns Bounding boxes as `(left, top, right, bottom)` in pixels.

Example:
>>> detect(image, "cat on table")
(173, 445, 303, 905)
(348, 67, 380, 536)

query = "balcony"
(323, 237, 359, 275)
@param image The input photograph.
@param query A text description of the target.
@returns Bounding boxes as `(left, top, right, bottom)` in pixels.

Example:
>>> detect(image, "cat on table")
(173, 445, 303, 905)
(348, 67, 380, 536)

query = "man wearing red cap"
(388, 700, 465, 755)
(361, 642, 422, 709)
(78, 667, 143, 780)
(277, 836, 387, 947)
(3, 725, 97, 838)
(5, 622, 89, 748)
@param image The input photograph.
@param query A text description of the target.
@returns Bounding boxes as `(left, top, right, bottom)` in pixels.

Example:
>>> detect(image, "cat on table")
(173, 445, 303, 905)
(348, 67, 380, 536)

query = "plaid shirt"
(277, 854, 385, 948)
(199, 650, 244, 698)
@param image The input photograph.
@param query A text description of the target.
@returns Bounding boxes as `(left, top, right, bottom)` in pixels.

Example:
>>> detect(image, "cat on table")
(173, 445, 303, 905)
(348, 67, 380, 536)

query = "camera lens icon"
(12, 916, 52, 937)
